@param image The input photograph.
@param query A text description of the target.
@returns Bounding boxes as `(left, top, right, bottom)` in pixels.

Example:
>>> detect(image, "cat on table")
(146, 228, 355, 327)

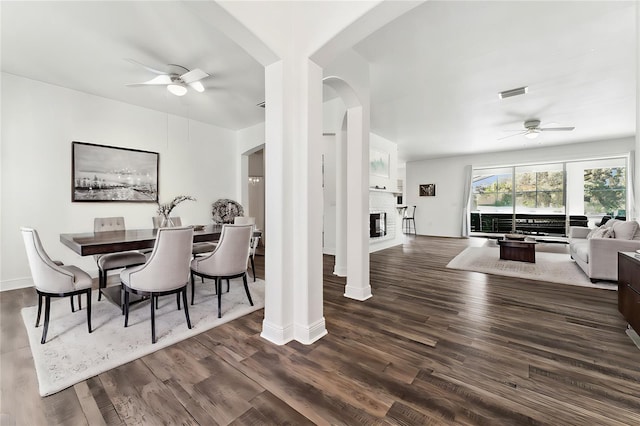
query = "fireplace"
(370, 212, 387, 238)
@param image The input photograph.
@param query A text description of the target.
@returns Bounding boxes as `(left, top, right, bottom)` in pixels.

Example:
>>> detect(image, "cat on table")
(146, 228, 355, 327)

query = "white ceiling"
(1, 1, 266, 130)
(352, 1, 636, 162)
(1, 1, 636, 162)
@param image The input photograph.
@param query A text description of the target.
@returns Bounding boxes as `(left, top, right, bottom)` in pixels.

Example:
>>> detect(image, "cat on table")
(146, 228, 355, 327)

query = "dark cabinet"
(618, 252, 640, 333)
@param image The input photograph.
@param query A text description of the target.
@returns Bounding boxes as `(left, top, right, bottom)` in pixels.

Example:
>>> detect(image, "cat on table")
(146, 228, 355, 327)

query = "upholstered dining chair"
(94, 217, 147, 301)
(21, 227, 93, 344)
(190, 224, 253, 318)
(120, 226, 194, 344)
(152, 216, 217, 256)
(233, 216, 260, 281)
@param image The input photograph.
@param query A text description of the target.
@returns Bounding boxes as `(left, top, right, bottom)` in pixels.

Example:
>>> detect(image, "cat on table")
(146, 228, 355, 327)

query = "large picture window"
(471, 157, 628, 235)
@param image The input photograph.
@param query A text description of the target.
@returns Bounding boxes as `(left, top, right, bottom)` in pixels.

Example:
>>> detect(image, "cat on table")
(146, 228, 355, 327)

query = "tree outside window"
(584, 168, 626, 215)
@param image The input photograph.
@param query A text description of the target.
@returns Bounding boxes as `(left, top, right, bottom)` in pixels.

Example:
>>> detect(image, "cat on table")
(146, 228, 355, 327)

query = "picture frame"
(370, 150, 390, 178)
(72, 141, 159, 202)
(419, 183, 436, 197)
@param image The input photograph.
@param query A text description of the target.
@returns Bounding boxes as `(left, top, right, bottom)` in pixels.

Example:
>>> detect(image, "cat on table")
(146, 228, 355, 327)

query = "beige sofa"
(569, 219, 640, 282)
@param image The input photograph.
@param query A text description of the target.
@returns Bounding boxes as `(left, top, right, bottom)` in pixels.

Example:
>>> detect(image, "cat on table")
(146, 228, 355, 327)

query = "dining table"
(60, 224, 262, 308)
(59, 224, 224, 256)
(59, 225, 260, 309)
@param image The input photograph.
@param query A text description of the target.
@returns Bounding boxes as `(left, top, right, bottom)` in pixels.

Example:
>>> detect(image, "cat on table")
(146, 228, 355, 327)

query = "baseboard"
(369, 239, 402, 253)
(294, 318, 328, 344)
(344, 284, 372, 301)
(333, 266, 347, 277)
(260, 320, 294, 345)
(0, 277, 33, 292)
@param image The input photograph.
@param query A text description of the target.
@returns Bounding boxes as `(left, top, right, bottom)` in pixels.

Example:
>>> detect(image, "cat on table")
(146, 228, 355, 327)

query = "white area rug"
(21, 279, 265, 396)
(446, 245, 617, 290)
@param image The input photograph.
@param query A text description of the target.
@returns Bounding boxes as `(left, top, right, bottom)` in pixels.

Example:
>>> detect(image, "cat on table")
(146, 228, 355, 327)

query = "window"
(584, 166, 626, 216)
(515, 164, 565, 213)
(470, 156, 629, 235)
(472, 167, 513, 213)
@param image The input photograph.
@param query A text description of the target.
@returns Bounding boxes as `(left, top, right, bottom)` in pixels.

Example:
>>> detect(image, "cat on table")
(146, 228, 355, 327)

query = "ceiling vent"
(498, 86, 528, 99)
(256, 101, 266, 108)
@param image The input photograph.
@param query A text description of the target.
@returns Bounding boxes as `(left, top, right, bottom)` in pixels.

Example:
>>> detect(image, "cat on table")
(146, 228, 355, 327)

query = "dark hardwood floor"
(2, 236, 640, 425)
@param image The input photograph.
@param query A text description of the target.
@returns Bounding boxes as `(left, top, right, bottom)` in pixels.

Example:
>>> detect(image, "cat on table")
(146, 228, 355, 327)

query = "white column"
(344, 106, 372, 300)
(261, 59, 327, 345)
(334, 116, 348, 276)
(635, 0, 640, 220)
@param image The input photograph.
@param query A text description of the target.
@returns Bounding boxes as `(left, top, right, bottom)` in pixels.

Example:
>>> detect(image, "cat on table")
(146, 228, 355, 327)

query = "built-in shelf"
(369, 187, 402, 196)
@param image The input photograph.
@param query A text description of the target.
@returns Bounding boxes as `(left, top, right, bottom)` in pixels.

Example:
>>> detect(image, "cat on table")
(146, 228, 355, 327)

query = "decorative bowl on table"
(192, 225, 205, 231)
(504, 233, 527, 241)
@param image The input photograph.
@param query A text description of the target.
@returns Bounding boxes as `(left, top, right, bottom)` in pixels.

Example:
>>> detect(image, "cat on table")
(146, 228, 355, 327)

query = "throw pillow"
(603, 218, 620, 229)
(587, 227, 613, 239)
(612, 221, 639, 240)
(586, 228, 600, 239)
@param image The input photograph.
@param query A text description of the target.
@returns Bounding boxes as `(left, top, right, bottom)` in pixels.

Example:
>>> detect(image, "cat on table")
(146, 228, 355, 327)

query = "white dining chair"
(233, 216, 260, 281)
(120, 226, 194, 344)
(190, 224, 253, 318)
(21, 227, 93, 344)
(94, 217, 147, 301)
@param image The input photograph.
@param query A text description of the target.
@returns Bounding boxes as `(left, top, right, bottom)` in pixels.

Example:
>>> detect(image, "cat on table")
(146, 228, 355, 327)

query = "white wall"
(406, 137, 636, 237)
(1, 73, 238, 290)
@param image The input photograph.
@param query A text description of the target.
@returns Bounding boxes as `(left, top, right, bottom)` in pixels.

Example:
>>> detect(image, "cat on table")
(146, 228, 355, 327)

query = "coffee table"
(497, 239, 536, 263)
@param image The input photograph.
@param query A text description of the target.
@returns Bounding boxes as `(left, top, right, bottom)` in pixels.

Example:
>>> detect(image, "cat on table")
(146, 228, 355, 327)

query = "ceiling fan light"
(167, 84, 187, 96)
(524, 130, 540, 139)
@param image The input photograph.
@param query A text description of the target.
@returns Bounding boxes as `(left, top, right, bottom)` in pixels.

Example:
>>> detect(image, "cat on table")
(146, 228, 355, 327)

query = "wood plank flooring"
(2, 236, 640, 425)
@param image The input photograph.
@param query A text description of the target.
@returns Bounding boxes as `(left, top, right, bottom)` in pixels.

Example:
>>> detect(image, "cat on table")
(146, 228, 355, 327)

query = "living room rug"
(446, 244, 617, 290)
(21, 279, 265, 397)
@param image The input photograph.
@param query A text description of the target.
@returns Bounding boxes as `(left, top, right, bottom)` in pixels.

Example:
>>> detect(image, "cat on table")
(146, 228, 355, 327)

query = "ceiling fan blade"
(540, 127, 575, 132)
(125, 58, 167, 75)
(181, 68, 209, 84)
(125, 75, 173, 86)
(498, 131, 526, 140)
(188, 81, 205, 93)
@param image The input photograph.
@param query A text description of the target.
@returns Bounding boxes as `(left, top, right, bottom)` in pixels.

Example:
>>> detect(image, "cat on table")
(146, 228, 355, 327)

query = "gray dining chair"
(94, 217, 147, 301)
(233, 216, 260, 281)
(152, 216, 216, 256)
(21, 227, 93, 344)
(190, 224, 253, 318)
(120, 226, 194, 344)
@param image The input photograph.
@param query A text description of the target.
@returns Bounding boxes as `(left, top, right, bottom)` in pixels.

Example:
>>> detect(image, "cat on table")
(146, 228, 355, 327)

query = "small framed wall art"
(419, 183, 436, 197)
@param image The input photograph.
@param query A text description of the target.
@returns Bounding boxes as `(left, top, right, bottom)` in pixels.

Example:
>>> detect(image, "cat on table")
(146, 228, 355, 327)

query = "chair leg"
(216, 278, 222, 318)
(86, 289, 92, 334)
(176, 292, 181, 310)
(226, 279, 230, 293)
(251, 256, 256, 282)
(190, 272, 195, 305)
(243, 274, 254, 306)
(151, 293, 156, 344)
(124, 290, 130, 327)
(182, 288, 192, 329)
(78, 294, 82, 311)
(70, 296, 75, 313)
(155, 295, 159, 310)
(41, 296, 51, 344)
(98, 269, 103, 301)
(36, 293, 43, 327)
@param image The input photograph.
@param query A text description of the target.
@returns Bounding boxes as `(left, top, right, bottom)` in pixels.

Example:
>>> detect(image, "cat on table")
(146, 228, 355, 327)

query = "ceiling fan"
(500, 119, 575, 140)
(125, 59, 210, 96)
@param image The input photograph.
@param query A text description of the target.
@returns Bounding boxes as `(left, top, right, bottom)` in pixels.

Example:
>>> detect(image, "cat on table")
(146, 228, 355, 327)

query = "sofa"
(569, 219, 640, 282)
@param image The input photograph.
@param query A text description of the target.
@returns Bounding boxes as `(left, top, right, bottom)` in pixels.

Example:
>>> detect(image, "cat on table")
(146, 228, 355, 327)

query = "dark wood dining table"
(59, 225, 224, 256)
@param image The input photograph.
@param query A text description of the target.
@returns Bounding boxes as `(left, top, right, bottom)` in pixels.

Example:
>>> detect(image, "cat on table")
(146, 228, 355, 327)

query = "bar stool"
(403, 205, 417, 235)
